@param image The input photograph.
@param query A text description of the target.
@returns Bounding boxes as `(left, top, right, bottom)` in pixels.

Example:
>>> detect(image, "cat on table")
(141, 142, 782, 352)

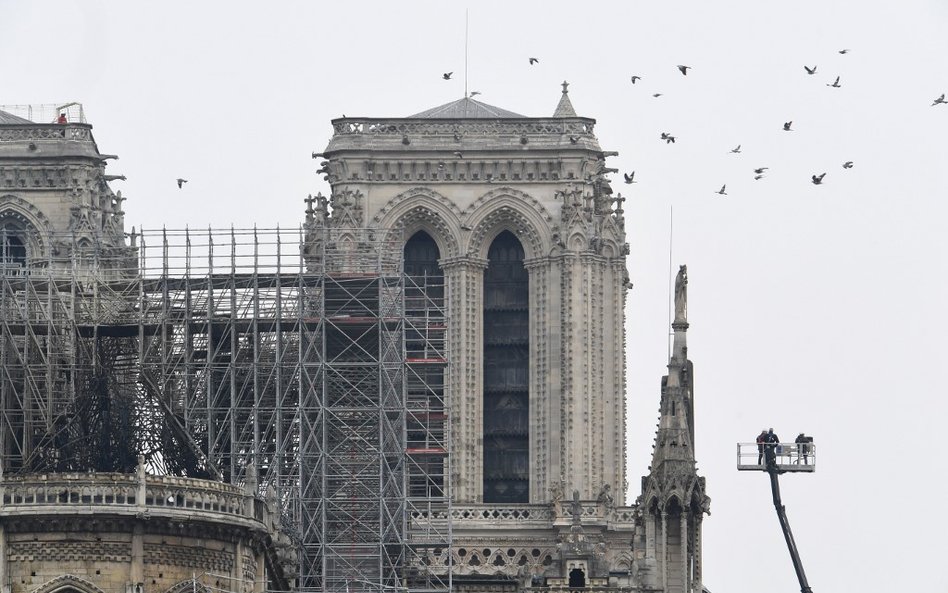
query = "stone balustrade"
(0, 124, 93, 143)
(330, 118, 596, 138)
(410, 503, 637, 530)
(0, 472, 261, 527)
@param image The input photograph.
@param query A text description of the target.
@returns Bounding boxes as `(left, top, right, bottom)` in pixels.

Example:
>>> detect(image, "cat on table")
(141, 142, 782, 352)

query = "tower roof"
(553, 81, 577, 117)
(409, 96, 525, 119)
(0, 109, 33, 124)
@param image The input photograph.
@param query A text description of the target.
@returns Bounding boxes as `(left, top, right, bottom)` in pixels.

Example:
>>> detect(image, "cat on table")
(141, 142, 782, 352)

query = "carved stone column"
(525, 256, 554, 502)
(694, 516, 703, 593)
(660, 510, 668, 591)
(442, 256, 487, 502)
(681, 511, 689, 593)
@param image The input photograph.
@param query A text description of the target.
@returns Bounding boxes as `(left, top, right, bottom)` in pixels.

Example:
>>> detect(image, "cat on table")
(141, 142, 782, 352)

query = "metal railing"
(736, 441, 816, 470)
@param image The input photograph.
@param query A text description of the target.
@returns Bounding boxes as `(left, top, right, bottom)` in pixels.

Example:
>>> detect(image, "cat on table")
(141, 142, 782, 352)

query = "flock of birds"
(621, 49, 874, 196)
(436, 53, 948, 199)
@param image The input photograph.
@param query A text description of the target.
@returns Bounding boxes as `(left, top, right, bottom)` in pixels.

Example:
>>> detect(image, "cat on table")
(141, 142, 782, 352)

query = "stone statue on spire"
(674, 264, 687, 324)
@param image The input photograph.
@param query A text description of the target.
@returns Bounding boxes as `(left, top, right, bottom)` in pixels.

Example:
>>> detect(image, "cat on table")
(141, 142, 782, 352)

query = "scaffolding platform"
(736, 442, 816, 472)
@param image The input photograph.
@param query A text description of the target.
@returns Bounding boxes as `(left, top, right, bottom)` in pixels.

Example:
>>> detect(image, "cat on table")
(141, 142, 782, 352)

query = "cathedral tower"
(309, 86, 651, 589)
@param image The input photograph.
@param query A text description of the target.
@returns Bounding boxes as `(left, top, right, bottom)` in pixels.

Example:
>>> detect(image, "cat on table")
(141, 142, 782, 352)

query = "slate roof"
(0, 109, 33, 124)
(409, 97, 525, 119)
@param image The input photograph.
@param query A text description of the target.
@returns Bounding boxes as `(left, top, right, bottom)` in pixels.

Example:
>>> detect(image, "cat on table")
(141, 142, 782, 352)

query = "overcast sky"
(4, 1, 947, 591)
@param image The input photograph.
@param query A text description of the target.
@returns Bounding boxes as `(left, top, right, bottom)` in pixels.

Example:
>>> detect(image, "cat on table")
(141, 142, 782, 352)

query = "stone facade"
(0, 112, 134, 278)
(310, 88, 708, 591)
(0, 465, 290, 593)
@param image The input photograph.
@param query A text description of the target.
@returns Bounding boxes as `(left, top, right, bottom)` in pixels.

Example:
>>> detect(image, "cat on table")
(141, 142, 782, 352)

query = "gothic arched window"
(0, 227, 27, 270)
(483, 230, 529, 503)
(403, 231, 446, 498)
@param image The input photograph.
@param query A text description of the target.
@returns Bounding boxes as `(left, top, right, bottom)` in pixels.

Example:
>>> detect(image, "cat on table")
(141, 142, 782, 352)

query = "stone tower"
(636, 266, 710, 593)
(310, 86, 708, 591)
(0, 105, 133, 278)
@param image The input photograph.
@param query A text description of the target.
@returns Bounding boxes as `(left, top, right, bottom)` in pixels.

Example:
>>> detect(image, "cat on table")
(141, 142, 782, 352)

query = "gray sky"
(4, 1, 947, 591)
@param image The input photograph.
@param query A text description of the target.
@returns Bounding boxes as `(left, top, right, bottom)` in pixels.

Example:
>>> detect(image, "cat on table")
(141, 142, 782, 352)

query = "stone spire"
(635, 264, 708, 593)
(553, 81, 578, 117)
(654, 264, 695, 464)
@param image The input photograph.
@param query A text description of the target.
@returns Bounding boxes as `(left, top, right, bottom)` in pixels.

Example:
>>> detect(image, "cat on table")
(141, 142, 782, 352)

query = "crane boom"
(768, 465, 813, 593)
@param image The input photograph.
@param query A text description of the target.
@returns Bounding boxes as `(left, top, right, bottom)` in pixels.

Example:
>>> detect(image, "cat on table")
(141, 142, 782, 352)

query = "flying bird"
(470, 91, 481, 97)
(754, 167, 769, 174)
(652, 93, 663, 98)
(715, 185, 727, 195)
(730, 145, 742, 154)
(630, 76, 642, 84)
(811, 173, 826, 185)
(442, 72, 453, 80)
(569, 135, 579, 144)
(783, 121, 793, 131)
(804, 65, 817, 75)
(529, 57, 539, 65)
(453, 151, 463, 159)
(660, 132, 676, 144)
(624, 172, 636, 184)
(754, 175, 765, 181)
(176, 178, 187, 189)
(677, 65, 691, 75)
(827, 76, 841, 88)
(932, 93, 946, 106)
(838, 49, 850, 54)
(842, 161, 854, 169)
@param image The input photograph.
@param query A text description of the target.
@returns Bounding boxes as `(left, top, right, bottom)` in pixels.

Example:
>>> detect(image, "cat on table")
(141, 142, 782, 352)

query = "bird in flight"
(827, 76, 841, 88)
(804, 65, 817, 75)
(754, 167, 769, 174)
(660, 132, 676, 144)
(715, 185, 727, 195)
(783, 121, 793, 131)
(932, 93, 946, 106)
(652, 93, 663, 98)
(730, 145, 742, 154)
(677, 65, 691, 75)
(176, 178, 188, 189)
(838, 49, 850, 54)
(842, 161, 854, 169)
(453, 151, 463, 159)
(811, 173, 826, 185)
(631, 76, 641, 84)
(754, 174, 765, 181)
(624, 172, 636, 184)
(443, 72, 453, 80)
(470, 91, 481, 97)
(529, 57, 539, 65)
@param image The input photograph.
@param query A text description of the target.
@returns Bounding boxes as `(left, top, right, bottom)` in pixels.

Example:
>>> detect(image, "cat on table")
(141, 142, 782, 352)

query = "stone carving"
(597, 483, 614, 509)
(674, 264, 688, 323)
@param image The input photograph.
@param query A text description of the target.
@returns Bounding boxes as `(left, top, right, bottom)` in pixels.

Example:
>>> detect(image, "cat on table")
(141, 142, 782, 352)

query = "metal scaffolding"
(0, 227, 451, 593)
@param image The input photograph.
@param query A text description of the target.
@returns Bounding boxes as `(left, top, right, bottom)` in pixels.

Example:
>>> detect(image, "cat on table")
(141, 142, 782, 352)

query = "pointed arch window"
(0, 226, 27, 272)
(483, 230, 529, 503)
(403, 231, 446, 498)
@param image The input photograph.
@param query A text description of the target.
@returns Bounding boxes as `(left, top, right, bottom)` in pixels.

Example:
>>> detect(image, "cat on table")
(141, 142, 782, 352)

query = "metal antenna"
(667, 205, 674, 364)
(464, 9, 469, 98)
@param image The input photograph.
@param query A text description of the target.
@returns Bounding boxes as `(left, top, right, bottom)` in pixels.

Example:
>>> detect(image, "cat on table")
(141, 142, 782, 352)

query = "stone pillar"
(694, 516, 703, 593)
(681, 512, 689, 593)
(525, 256, 552, 502)
(660, 510, 668, 591)
(442, 256, 486, 502)
(129, 522, 144, 589)
(0, 524, 8, 593)
(608, 259, 628, 497)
